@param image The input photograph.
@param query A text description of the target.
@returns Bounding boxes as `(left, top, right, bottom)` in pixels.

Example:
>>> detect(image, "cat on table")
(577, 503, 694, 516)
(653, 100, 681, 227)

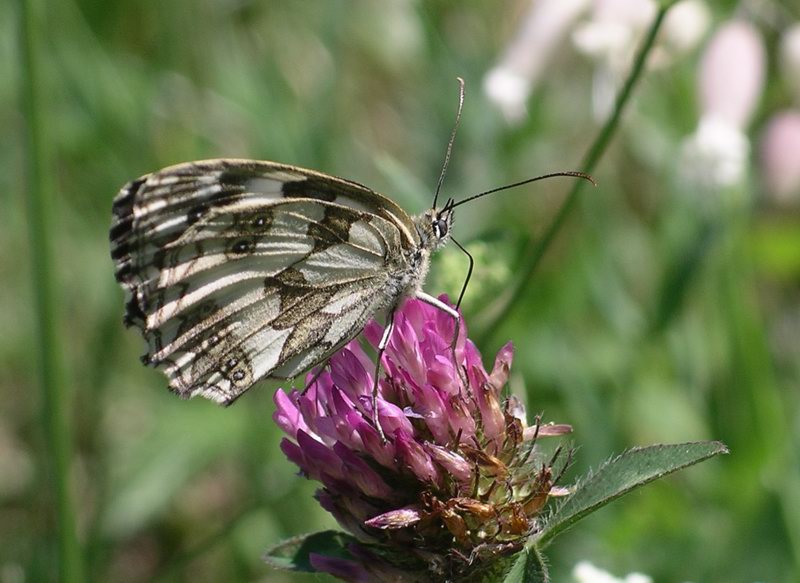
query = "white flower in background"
(572, 560, 653, 583)
(483, 0, 589, 123)
(484, 0, 710, 123)
(780, 23, 800, 102)
(572, 0, 710, 119)
(572, 0, 657, 71)
(659, 0, 712, 56)
(570, 0, 709, 70)
(572, 0, 656, 119)
(760, 110, 800, 204)
(680, 116, 751, 188)
(679, 20, 766, 189)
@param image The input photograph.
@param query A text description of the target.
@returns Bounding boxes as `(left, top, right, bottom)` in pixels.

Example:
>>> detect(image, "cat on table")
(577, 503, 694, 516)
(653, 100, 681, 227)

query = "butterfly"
(110, 157, 462, 405)
(110, 79, 592, 415)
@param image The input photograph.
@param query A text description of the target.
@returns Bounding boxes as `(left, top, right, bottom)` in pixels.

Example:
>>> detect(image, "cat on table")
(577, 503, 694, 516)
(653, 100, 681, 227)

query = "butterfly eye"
(434, 218, 448, 239)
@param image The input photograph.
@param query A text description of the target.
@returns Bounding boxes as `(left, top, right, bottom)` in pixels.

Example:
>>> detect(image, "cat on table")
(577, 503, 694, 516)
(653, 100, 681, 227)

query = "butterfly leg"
(416, 292, 469, 391)
(450, 236, 474, 315)
(302, 358, 331, 406)
(446, 235, 473, 354)
(302, 360, 330, 394)
(372, 309, 396, 443)
(415, 292, 461, 336)
(416, 292, 461, 348)
(301, 360, 331, 414)
(443, 236, 475, 391)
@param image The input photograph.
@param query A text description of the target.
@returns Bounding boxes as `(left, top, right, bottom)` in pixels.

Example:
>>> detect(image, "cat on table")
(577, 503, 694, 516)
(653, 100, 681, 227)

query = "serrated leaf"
(537, 441, 728, 547)
(459, 545, 549, 583)
(494, 546, 549, 583)
(263, 530, 359, 572)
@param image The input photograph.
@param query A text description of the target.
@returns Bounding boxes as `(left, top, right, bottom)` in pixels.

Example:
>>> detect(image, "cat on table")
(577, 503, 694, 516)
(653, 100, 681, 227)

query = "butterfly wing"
(110, 159, 420, 404)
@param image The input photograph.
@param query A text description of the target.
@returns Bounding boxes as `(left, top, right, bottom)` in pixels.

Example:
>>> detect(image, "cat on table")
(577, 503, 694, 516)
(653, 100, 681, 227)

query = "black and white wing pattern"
(110, 159, 423, 404)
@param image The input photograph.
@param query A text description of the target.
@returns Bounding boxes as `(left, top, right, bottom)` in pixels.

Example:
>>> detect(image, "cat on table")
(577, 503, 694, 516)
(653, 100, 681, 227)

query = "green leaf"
(490, 546, 550, 583)
(463, 545, 550, 583)
(263, 530, 360, 572)
(458, 545, 551, 583)
(537, 441, 728, 547)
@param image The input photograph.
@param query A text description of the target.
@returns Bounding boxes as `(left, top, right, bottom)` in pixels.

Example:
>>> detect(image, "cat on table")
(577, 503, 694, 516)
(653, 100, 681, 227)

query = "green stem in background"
(474, 6, 670, 343)
(17, 0, 84, 581)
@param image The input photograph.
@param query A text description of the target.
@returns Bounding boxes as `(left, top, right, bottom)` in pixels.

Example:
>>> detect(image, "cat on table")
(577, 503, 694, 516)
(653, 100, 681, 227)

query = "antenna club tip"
(571, 171, 597, 187)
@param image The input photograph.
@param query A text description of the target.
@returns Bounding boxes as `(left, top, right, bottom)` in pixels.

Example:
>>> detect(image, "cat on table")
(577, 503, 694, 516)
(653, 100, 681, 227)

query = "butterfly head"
(417, 199, 455, 252)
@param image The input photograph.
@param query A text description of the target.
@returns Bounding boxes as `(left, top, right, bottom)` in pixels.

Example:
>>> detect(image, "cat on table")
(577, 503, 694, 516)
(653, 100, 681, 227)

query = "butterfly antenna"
(432, 77, 465, 209)
(451, 171, 596, 209)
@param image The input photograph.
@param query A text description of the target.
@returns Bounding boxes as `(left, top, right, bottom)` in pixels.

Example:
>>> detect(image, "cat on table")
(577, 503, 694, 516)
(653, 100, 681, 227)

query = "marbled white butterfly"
(110, 80, 591, 419)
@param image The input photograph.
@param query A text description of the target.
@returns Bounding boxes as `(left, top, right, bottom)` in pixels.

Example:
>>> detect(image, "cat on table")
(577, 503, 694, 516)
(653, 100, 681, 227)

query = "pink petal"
(272, 389, 306, 437)
(395, 431, 440, 486)
(489, 341, 514, 391)
(333, 442, 395, 501)
(364, 505, 424, 529)
(296, 429, 342, 480)
(424, 442, 474, 484)
(331, 348, 372, 399)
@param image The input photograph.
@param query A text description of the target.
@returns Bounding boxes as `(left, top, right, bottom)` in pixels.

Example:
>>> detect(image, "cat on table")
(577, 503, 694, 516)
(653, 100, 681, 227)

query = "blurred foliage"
(5, 0, 800, 582)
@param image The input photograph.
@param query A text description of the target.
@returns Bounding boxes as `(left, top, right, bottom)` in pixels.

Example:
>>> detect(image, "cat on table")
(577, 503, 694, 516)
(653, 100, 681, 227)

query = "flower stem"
(474, 6, 671, 343)
(17, 0, 84, 580)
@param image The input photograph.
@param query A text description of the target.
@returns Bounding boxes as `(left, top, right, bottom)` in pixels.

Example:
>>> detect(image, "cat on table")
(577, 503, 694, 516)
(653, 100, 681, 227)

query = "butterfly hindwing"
(165, 276, 388, 403)
(111, 159, 419, 403)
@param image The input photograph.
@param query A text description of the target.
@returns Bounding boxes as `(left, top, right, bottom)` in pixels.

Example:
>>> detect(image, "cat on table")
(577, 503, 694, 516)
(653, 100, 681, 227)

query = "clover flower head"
(274, 297, 571, 581)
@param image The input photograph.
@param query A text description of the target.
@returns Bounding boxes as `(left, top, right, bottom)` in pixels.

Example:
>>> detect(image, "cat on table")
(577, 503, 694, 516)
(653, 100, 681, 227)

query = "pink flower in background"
(274, 297, 570, 582)
(759, 24, 800, 204)
(760, 111, 800, 204)
(680, 20, 766, 189)
(697, 21, 765, 129)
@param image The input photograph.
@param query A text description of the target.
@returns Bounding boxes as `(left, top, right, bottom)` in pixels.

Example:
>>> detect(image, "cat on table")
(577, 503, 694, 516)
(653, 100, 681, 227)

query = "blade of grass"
(474, 5, 671, 343)
(717, 203, 800, 567)
(17, 0, 84, 581)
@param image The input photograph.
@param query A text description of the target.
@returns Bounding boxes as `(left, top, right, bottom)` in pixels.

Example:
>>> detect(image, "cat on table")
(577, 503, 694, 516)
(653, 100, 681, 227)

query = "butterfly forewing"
(111, 159, 421, 404)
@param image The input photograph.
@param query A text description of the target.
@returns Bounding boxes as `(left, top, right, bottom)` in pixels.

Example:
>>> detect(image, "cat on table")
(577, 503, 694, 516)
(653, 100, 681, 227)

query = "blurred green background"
(6, 0, 800, 581)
